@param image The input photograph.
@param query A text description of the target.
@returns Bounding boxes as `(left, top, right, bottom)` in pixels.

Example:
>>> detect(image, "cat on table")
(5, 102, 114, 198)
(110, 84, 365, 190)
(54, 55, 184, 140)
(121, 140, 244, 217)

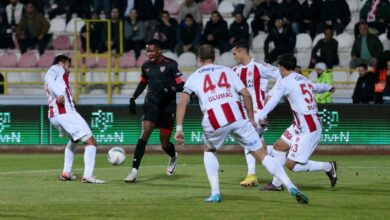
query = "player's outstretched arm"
(174, 92, 191, 145)
(312, 83, 335, 94)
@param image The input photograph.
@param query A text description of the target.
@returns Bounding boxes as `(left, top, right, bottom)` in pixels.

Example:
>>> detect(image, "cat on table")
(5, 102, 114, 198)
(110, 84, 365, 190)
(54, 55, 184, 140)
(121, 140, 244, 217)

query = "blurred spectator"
(309, 28, 339, 68)
(100, 7, 123, 54)
(5, 0, 23, 31)
(275, 0, 301, 34)
(350, 21, 383, 68)
(298, 0, 321, 39)
(124, 8, 145, 58)
(124, 0, 135, 18)
(176, 13, 201, 55)
(0, 13, 14, 49)
(355, 0, 390, 36)
(228, 11, 249, 47)
(251, 0, 276, 36)
(352, 63, 375, 104)
(93, 0, 110, 18)
(177, 0, 202, 24)
(373, 52, 390, 103)
(80, 11, 103, 53)
(16, 2, 50, 55)
(155, 11, 177, 51)
(317, 0, 350, 35)
(382, 60, 390, 104)
(264, 18, 296, 64)
(47, 0, 92, 22)
(314, 62, 333, 103)
(202, 11, 229, 53)
(243, 0, 263, 18)
(138, 0, 164, 41)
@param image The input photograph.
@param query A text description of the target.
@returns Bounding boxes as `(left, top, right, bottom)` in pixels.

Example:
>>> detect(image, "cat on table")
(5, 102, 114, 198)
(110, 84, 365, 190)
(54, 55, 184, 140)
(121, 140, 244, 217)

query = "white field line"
(0, 165, 389, 175)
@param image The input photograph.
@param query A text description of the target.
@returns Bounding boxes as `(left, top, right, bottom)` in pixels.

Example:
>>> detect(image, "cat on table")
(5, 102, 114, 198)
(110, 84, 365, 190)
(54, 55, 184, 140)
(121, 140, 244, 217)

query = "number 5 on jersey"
(203, 72, 231, 93)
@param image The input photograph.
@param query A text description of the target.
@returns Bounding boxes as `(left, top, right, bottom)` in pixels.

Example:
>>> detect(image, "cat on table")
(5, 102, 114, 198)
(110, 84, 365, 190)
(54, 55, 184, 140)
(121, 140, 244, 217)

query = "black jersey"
(140, 56, 183, 108)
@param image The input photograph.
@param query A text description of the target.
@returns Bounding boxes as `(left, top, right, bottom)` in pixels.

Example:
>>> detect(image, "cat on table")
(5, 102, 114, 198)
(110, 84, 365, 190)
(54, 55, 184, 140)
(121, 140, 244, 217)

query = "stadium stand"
(0, 0, 388, 104)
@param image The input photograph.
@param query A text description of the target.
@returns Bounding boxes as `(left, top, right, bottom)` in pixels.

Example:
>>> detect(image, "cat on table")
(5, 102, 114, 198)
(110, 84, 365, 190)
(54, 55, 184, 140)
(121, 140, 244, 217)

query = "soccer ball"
(107, 147, 126, 166)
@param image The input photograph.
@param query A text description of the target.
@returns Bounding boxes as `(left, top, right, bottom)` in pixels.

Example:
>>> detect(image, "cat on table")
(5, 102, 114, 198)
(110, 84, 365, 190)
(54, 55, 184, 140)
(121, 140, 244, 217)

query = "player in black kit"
(125, 39, 184, 182)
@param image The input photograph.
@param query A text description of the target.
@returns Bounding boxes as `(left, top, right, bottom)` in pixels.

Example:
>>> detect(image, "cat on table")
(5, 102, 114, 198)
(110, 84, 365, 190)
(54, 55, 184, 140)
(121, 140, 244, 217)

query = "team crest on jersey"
(160, 66, 166, 72)
(247, 70, 253, 77)
(145, 67, 150, 73)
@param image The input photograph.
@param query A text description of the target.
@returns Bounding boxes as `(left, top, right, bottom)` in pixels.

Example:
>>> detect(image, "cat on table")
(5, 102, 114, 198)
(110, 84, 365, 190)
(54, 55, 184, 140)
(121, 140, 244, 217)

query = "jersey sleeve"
(259, 79, 287, 119)
(183, 74, 196, 96)
(44, 66, 66, 98)
(171, 61, 184, 85)
(311, 83, 332, 94)
(258, 62, 282, 80)
(140, 65, 149, 84)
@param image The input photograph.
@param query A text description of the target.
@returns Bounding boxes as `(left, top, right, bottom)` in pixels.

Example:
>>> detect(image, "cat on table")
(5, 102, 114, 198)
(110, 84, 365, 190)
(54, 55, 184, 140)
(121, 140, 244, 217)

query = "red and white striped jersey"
(233, 59, 281, 111)
(44, 64, 75, 118)
(259, 72, 332, 133)
(184, 64, 246, 130)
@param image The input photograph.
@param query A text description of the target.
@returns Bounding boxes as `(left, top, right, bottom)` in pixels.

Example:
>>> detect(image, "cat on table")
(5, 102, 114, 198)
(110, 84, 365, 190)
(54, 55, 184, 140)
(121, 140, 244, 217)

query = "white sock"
(244, 149, 256, 175)
(204, 151, 220, 195)
(271, 149, 287, 187)
(292, 160, 331, 172)
(83, 145, 96, 178)
(262, 155, 296, 190)
(63, 140, 77, 173)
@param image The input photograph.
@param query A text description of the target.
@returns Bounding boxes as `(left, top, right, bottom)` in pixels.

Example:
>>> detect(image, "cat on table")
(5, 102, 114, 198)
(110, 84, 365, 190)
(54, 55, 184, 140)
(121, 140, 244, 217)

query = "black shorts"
(142, 104, 175, 132)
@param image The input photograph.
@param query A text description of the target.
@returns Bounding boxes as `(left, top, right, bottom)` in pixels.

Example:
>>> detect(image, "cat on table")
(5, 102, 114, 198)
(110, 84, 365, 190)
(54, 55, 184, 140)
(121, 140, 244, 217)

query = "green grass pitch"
(0, 153, 390, 220)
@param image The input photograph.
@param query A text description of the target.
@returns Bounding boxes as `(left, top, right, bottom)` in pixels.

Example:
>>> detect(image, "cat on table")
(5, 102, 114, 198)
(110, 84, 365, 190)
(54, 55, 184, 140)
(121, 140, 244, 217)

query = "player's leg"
(285, 131, 337, 187)
(125, 120, 156, 182)
(240, 148, 258, 187)
(159, 110, 178, 175)
(80, 136, 105, 184)
(233, 120, 308, 204)
(202, 125, 229, 203)
(59, 139, 78, 181)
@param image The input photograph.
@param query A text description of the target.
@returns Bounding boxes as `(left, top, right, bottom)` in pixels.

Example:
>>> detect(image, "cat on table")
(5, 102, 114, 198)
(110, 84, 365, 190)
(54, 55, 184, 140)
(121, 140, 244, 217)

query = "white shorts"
(203, 119, 262, 152)
(50, 111, 93, 142)
(280, 124, 299, 147)
(285, 127, 322, 164)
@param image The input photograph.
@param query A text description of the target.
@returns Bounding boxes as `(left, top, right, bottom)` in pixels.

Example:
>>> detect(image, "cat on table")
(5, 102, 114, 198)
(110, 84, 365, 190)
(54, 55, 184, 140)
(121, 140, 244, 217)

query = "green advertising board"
(0, 105, 389, 145)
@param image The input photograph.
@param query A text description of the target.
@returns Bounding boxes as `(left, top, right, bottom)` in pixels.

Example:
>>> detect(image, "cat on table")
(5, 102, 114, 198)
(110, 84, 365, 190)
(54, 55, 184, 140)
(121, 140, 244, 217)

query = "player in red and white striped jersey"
(258, 53, 337, 190)
(44, 55, 105, 184)
(232, 40, 282, 187)
(174, 45, 308, 204)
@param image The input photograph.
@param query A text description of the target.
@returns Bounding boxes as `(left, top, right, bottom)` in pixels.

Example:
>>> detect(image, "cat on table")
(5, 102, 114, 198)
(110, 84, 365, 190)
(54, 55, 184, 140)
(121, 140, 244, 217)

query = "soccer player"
(44, 55, 105, 184)
(231, 40, 281, 187)
(258, 53, 337, 191)
(125, 39, 184, 182)
(174, 45, 308, 204)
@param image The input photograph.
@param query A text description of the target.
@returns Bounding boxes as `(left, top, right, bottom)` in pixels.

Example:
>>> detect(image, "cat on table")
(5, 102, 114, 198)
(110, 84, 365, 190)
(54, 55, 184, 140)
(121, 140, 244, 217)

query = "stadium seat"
(252, 32, 267, 51)
(48, 16, 66, 34)
(66, 17, 85, 34)
(200, 0, 217, 15)
(17, 51, 37, 68)
(162, 51, 177, 60)
(136, 52, 149, 67)
(85, 57, 97, 68)
(346, 0, 360, 14)
(349, 71, 359, 82)
(312, 33, 324, 47)
(178, 52, 197, 68)
(296, 33, 312, 50)
(164, 0, 179, 15)
(333, 71, 349, 82)
(0, 51, 18, 67)
(338, 51, 351, 67)
(52, 35, 72, 50)
(295, 51, 311, 68)
(119, 52, 136, 68)
(336, 33, 354, 50)
(37, 51, 55, 68)
(97, 57, 115, 68)
(217, 1, 234, 17)
(379, 33, 390, 51)
(216, 52, 235, 67)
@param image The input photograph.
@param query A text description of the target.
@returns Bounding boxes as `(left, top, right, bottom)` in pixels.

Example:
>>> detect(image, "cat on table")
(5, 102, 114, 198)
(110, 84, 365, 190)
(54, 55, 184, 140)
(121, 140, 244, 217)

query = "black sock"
(162, 142, 176, 158)
(132, 139, 147, 169)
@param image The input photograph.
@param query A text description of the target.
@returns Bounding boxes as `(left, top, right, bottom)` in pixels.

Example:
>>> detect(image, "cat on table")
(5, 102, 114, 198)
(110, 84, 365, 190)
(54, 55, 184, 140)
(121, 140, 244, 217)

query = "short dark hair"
(197, 44, 215, 62)
(358, 63, 368, 70)
(146, 39, 162, 49)
(277, 53, 296, 71)
(161, 10, 169, 16)
(53, 55, 71, 65)
(232, 40, 250, 53)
